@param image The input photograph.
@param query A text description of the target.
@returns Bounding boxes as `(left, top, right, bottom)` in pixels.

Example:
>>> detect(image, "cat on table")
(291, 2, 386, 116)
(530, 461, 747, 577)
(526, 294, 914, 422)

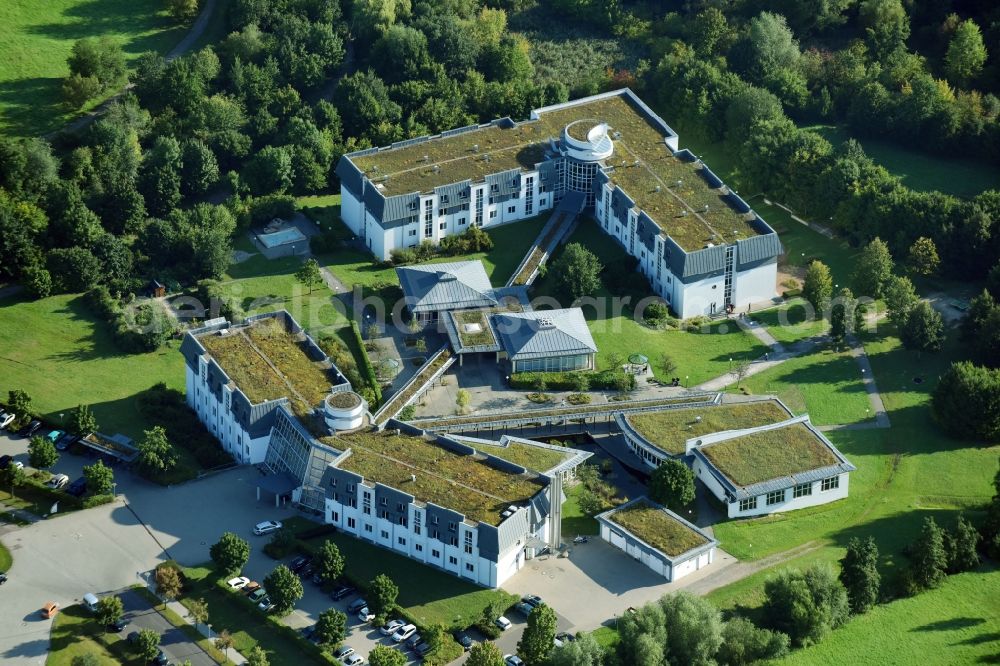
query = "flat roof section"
(606, 499, 710, 557)
(327, 430, 544, 526)
(625, 400, 792, 456)
(699, 422, 840, 487)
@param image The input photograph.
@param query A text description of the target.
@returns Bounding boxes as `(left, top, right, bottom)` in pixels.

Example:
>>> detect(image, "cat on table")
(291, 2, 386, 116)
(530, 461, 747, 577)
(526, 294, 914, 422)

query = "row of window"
(738, 476, 841, 512)
(333, 511, 477, 573)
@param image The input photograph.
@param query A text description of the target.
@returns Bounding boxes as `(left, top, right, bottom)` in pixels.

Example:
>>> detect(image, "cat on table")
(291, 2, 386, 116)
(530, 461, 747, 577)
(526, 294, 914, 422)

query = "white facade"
(185, 357, 269, 464)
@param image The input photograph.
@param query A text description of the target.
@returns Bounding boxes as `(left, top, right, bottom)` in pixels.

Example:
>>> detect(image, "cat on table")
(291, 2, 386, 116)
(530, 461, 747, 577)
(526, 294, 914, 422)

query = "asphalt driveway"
(121, 589, 215, 666)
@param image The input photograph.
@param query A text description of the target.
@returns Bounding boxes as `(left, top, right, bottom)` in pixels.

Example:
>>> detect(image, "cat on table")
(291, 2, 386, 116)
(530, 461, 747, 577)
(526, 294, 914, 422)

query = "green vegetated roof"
(700, 422, 839, 487)
(608, 500, 708, 556)
(198, 318, 333, 412)
(327, 430, 543, 525)
(478, 442, 572, 474)
(452, 310, 497, 347)
(377, 350, 452, 419)
(626, 400, 791, 455)
(350, 93, 762, 252)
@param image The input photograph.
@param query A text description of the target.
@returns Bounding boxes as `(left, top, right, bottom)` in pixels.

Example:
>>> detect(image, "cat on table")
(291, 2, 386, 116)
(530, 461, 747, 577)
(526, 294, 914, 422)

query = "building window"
(379, 509, 389, 520)
(525, 176, 534, 215)
(507, 205, 515, 214)
(347, 483, 355, 493)
(821, 476, 840, 491)
(448, 556, 458, 565)
(415, 544, 423, 552)
(332, 511, 339, 522)
(413, 512, 421, 535)
(739, 497, 757, 512)
(540, 197, 547, 207)
(364, 524, 373, 533)
(793, 483, 813, 498)
(397, 502, 406, 513)
(409, 229, 417, 237)
(362, 493, 371, 515)
(489, 210, 497, 219)
(424, 199, 433, 237)
(380, 530, 388, 539)
(329, 478, 337, 488)
(464, 531, 473, 554)
(766, 490, 786, 506)
(431, 549, 440, 558)
(397, 536, 406, 546)
(465, 563, 474, 572)
(449, 536, 458, 547)
(398, 515, 408, 527)
(380, 497, 387, 506)
(439, 222, 446, 230)
(440, 194, 449, 205)
(347, 517, 356, 529)
(458, 217, 466, 225)
(475, 189, 484, 226)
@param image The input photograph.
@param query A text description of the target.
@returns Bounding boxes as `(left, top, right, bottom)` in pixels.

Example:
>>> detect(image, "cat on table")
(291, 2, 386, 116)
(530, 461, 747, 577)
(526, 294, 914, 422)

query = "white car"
(392, 624, 417, 643)
(504, 655, 525, 666)
(9, 461, 23, 471)
(226, 576, 250, 590)
(357, 607, 375, 623)
(253, 520, 282, 535)
(0, 413, 15, 429)
(495, 615, 512, 631)
(379, 619, 405, 636)
(343, 655, 364, 666)
(333, 646, 355, 660)
(46, 474, 69, 489)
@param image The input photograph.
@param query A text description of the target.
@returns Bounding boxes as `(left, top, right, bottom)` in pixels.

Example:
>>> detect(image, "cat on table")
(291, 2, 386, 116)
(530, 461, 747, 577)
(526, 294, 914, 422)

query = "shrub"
(349, 321, 382, 407)
(136, 383, 235, 469)
(566, 393, 591, 405)
(263, 529, 297, 559)
(526, 392, 552, 403)
(510, 370, 632, 391)
(84, 287, 175, 353)
(245, 194, 296, 229)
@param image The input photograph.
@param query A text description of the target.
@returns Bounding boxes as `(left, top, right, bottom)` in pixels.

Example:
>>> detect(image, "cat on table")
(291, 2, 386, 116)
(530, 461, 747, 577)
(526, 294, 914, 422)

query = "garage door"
(609, 530, 626, 551)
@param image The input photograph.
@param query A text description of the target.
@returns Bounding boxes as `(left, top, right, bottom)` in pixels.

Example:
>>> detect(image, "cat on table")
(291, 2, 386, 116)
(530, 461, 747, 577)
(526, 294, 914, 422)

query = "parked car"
(290, 555, 311, 573)
(0, 412, 15, 429)
(346, 597, 368, 613)
(46, 474, 69, 489)
(253, 520, 282, 535)
(495, 615, 512, 631)
(243, 581, 261, 595)
(55, 433, 77, 451)
(46, 429, 65, 444)
(333, 645, 355, 660)
(247, 588, 267, 604)
(392, 624, 417, 643)
(0, 455, 11, 469)
(226, 576, 250, 590)
(406, 633, 424, 650)
(522, 595, 544, 608)
(330, 583, 356, 601)
(357, 607, 375, 623)
(0, 572, 8, 585)
(107, 617, 127, 632)
(66, 477, 87, 497)
(153, 649, 170, 665)
(504, 655, 525, 666)
(257, 596, 274, 612)
(41, 602, 59, 619)
(379, 619, 405, 636)
(19, 420, 42, 437)
(555, 632, 576, 645)
(453, 631, 474, 651)
(514, 601, 534, 616)
(415, 641, 434, 656)
(343, 655, 364, 666)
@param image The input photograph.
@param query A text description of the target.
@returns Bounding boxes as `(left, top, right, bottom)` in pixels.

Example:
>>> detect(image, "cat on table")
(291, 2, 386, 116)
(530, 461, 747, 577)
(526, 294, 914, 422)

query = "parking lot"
(120, 589, 215, 666)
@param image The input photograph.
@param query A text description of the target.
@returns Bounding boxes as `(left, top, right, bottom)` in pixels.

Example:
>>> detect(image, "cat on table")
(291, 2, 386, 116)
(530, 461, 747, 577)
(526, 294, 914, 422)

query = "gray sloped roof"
(491, 308, 597, 361)
(397, 261, 498, 313)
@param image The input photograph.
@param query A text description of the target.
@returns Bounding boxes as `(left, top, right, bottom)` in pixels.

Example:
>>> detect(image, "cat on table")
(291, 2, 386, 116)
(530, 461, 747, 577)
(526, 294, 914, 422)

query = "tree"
(141, 136, 183, 217)
(166, 0, 200, 22)
(97, 595, 124, 627)
(945, 20, 987, 86)
(900, 301, 944, 352)
(617, 602, 667, 666)
(549, 633, 604, 666)
(294, 258, 322, 294)
(62, 73, 103, 108)
(946, 514, 980, 574)
(210, 532, 251, 575)
(962, 290, 1000, 368)
(68, 404, 98, 437)
(741, 12, 801, 84)
(884, 275, 919, 329)
(0, 462, 26, 500)
(763, 565, 848, 646)
(215, 629, 234, 660)
(368, 573, 399, 620)
(314, 608, 347, 646)
(467, 640, 506, 666)
(156, 564, 183, 603)
(245, 146, 293, 194)
(551, 243, 602, 301)
(803, 260, 833, 312)
(729, 357, 751, 389)
(83, 460, 114, 495)
(839, 536, 880, 614)
(456, 388, 471, 414)
(246, 646, 269, 666)
(932, 361, 1000, 441)
(659, 353, 678, 377)
(47, 247, 102, 293)
(858, 0, 909, 58)
(690, 7, 729, 56)
(518, 604, 558, 666)
(137, 426, 178, 474)
(853, 238, 894, 299)
(829, 287, 855, 344)
(263, 564, 304, 615)
(187, 597, 209, 629)
(907, 237, 940, 277)
(135, 629, 161, 661)
(909, 516, 948, 592)
(369, 644, 407, 666)
(717, 616, 789, 665)
(67, 37, 127, 91)
(314, 539, 345, 585)
(659, 592, 723, 665)
(181, 139, 219, 197)
(28, 435, 59, 470)
(649, 460, 695, 512)
(8, 389, 32, 427)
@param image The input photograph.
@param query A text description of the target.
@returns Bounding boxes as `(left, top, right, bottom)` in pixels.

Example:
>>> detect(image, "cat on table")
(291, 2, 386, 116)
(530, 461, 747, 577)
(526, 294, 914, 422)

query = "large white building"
(335, 88, 781, 318)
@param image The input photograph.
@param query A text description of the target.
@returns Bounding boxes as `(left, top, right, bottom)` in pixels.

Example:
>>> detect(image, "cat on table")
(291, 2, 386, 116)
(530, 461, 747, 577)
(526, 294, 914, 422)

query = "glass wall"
(566, 159, 599, 206)
(513, 353, 593, 373)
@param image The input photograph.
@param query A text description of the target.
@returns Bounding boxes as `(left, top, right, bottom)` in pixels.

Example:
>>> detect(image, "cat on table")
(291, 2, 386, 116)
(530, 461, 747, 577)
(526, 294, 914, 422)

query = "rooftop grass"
(626, 400, 792, 455)
(349, 93, 762, 252)
(607, 500, 709, 556)
(328, 429, 544, 525)
(700, 422, 839, 487)
(452, 310, 497, 347)
(477, 441, 573, 473)
(511, 211, 571, 285)
(198, 317, 335, 411)
(326, 391, 361, 408)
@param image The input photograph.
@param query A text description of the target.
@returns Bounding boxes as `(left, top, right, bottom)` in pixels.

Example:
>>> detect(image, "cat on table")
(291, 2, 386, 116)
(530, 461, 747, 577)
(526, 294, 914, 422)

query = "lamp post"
(112, 482, 117, 498)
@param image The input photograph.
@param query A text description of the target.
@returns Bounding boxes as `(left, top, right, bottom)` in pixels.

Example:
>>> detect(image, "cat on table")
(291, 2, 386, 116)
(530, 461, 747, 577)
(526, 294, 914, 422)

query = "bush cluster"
(85, 286, 176, 353)
(389, 227, 495, 266)
(510, 370, 635, 391)
(136, 383, 234, 469)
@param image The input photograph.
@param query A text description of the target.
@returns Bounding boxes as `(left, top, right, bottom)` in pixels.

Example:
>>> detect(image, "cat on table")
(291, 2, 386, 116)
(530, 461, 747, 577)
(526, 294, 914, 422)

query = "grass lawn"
(0, 293, 184, 440)
(47, 603, 135, 665)
(807, 125, 1000, 199)
(752, 299, 829, 346)
(589, 625, 621, 651)
(608, 500, 709, 556)
(0, 0, 187, 137)
(562, 483, 599, 536)
(742, 346, 874, 427)
(0, 540, 12, 571)
(777, 568, 1000, 666)
(700, 423, 839, 487)
(476, 441, 573, 474)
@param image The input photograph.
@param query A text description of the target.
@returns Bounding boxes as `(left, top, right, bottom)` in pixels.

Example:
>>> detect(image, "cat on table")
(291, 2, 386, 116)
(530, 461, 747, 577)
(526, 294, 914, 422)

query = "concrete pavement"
(121, 589, 216, 666)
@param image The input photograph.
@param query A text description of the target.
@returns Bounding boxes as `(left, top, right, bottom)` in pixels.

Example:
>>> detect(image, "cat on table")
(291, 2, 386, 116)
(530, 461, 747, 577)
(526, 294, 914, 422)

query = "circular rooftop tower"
(561, 120, 614, 162)
(323, 391, 366, 431)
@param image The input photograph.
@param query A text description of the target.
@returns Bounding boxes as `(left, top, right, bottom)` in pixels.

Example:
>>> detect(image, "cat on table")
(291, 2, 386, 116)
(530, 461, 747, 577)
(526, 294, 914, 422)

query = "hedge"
(350, 320, 382, 407)
(510, 370, 635, 391)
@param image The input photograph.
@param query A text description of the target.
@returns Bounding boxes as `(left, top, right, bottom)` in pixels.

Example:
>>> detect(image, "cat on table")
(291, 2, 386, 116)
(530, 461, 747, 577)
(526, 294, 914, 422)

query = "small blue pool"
(257, 227, 307, 248)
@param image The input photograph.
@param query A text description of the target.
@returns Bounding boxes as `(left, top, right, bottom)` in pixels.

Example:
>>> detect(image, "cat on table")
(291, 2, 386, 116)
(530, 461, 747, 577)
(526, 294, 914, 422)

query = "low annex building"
(337, 88, 781, 317)
(180, 311, 589, 588)
(596, 497, 717, 582)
